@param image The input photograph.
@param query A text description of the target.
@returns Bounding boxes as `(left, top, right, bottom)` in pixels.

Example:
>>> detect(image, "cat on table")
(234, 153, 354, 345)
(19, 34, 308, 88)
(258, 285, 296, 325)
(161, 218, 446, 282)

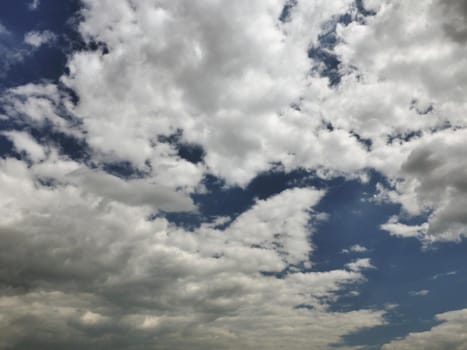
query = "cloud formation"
(54, 0, 467, 244)
(382, 308, 467, 350)
(0, 156, 383, 349)
(330, 0, 467, 243)
(2, 0, 467, 348)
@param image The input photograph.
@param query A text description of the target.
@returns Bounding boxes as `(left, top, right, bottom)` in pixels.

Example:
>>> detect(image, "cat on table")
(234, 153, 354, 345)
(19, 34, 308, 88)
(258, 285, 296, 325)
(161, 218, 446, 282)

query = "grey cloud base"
(0, 159, 383, 349)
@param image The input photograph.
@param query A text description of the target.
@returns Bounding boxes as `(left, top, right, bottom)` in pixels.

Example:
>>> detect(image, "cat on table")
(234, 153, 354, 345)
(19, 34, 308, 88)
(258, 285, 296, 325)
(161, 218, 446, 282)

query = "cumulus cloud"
(377, 129, 467, 243)
(382, 308, 467, 350)
(53, 0, 467, 245)
(326, 0, 467, 244)
(0, 157, 384, 349)
(2, 0, 467, 347)
(58, 0, 370, 186)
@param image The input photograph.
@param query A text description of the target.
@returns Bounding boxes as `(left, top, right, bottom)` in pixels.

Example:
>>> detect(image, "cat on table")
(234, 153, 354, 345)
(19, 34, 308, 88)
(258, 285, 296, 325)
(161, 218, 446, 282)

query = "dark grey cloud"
(437, 0, 467, 43)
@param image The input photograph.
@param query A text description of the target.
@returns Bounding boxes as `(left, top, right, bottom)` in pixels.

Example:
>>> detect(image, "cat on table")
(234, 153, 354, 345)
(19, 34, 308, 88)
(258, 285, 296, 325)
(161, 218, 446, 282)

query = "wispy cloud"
(409, 290, 430, 297)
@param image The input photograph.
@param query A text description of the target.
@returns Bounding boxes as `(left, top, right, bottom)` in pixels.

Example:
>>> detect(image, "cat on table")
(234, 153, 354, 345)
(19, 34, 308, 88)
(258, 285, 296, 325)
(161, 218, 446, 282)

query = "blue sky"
(1, 1, 467, 349)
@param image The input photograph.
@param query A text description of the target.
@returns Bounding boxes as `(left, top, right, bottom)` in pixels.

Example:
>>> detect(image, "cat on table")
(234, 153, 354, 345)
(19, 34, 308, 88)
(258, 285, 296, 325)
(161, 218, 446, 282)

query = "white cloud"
(432, 271, 457, 280)
(382, 308, 467, 350)
(3, 130, 47, 162)
(409, 290, 430, 297)
(2, 0, 467, 346)
(342, 244, 368, 254)
(325, 0, 467, 244)
(381, 216, 427, 239)
(1, 83, 71, 130)
(345, 258, 376, 272)
(53, 0, 467, 230)
(362, 0, 386, 12)
(58, 0, 367, 186)
(24, 30, 56, 47)
(66, 167, 196, 212)
(224, 187, 324, 266)
(0, 157, 385, 349)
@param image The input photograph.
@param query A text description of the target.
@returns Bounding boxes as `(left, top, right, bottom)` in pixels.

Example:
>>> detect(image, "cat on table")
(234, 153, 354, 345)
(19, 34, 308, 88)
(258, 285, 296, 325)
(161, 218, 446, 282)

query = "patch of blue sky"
(0, 0, 83, 91)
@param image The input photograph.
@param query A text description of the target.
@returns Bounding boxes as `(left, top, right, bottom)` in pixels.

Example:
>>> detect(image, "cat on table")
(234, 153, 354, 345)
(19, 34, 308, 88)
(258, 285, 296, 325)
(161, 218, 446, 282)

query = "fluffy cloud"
(54, 0, 467, 241)
(377, 129, 467, 243)
(382, 308, 467, 350)
(0, 156, 384, 349)
(2, 0, 467, 347)
(327, 0, 467, 244)
(58, 0, 370, 186)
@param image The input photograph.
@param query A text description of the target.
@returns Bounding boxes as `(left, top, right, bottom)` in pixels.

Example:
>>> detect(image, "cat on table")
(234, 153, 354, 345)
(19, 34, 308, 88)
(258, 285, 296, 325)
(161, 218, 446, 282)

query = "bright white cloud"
(381, 216, 427, 239)
(59, 0, 367, 186)
(55, 0, 467, 239)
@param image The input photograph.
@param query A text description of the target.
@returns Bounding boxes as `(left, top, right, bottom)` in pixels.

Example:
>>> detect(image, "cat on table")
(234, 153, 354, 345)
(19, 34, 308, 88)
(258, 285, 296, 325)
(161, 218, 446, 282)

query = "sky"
(0, 0, 467, 349)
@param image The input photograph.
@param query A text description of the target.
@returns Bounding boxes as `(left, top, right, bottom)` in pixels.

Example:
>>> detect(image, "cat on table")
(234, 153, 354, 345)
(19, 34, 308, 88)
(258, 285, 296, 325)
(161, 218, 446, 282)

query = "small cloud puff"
(24, 30, 56, 47)
(346, 258, 376, 272)
(409, 290, 430, 297)
(28, 0, 40, 11)
(342, 244, 368, 254)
